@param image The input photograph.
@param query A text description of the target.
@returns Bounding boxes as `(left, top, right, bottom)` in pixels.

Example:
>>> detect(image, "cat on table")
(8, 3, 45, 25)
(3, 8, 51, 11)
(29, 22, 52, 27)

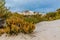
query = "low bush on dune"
(3, 15, 35, 35)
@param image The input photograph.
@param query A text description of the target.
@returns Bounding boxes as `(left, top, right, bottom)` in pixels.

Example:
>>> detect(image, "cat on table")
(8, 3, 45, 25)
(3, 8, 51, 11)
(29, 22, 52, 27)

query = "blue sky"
(5, 0, 60, 13)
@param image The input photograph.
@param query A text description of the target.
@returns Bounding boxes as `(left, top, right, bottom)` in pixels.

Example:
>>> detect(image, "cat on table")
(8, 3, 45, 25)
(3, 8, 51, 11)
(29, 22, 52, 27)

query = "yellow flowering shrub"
(22, 22, 35, 33)
(5, 15, 35, 35)
(0, 29, 5, 35)
(4, 27, 10, 34)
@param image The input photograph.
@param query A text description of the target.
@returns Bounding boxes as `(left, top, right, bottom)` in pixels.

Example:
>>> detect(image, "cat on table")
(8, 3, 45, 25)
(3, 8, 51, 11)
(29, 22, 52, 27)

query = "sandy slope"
(0, 20, 60, 40)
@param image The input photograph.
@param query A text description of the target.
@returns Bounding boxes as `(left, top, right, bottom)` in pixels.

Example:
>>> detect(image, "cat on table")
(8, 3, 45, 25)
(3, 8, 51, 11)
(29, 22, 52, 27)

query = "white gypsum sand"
(0, 19, 60, 40)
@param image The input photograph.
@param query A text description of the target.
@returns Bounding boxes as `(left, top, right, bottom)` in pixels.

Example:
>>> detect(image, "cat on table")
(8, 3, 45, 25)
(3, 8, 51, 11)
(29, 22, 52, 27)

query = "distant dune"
(18, 11, 44, 15)
(0, 19, 60, 40)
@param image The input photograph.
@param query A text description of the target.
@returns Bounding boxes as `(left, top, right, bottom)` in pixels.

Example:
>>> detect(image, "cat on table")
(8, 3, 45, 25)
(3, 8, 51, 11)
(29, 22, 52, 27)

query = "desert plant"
(5, 15, 35, 35)
(22, 22, 35, 33)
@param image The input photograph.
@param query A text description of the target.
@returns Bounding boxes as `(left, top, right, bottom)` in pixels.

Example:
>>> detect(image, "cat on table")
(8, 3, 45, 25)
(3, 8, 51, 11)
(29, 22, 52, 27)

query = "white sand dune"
(0, 19, 60, 40)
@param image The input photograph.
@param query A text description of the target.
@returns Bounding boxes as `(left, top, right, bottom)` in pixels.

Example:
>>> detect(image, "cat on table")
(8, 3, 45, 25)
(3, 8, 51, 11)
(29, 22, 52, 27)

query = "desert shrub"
(22, 22, 35, 33)
(0, 29, 5, 35)
(4, 27, 10, 34)
(5, 15, 35, 35)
